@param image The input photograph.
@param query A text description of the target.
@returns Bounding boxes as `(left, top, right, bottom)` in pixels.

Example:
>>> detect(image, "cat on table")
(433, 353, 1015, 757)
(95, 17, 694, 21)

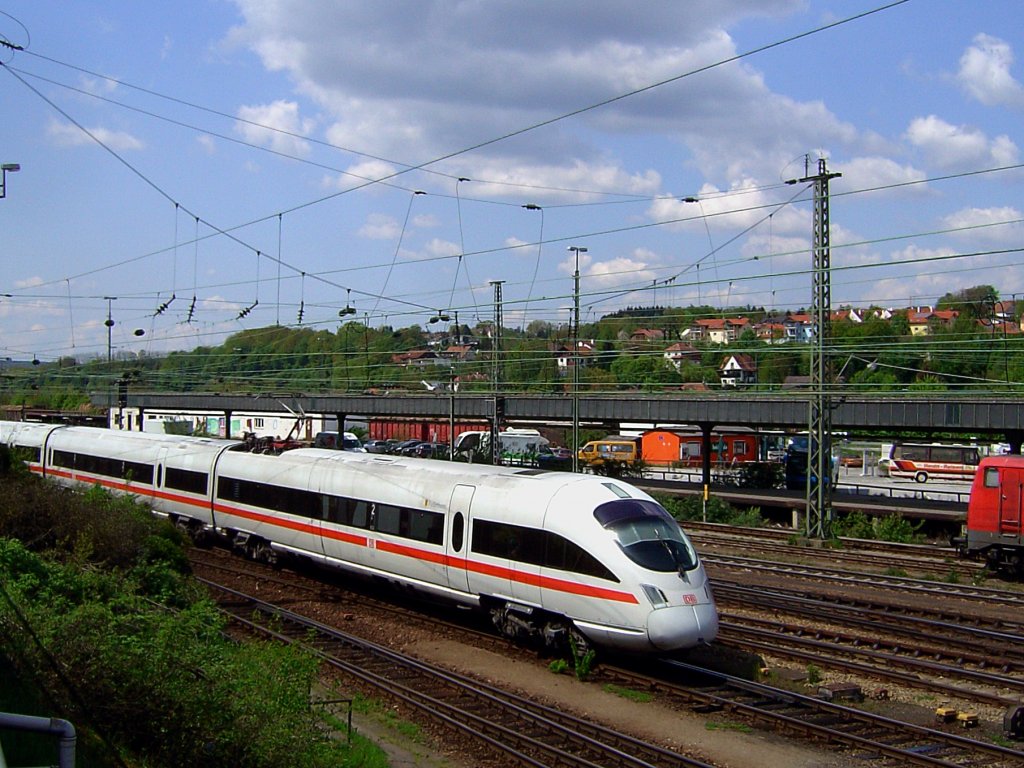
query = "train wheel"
(914, 471, 928, 483)
(251, 540, 278, 567)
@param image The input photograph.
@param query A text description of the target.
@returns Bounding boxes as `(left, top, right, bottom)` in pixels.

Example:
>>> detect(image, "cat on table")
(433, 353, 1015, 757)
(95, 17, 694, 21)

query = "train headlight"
(641, 583, 668, 608)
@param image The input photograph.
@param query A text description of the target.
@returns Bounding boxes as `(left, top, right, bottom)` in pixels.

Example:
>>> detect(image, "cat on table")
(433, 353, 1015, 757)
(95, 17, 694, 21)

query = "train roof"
(978, 455, 1024, 467)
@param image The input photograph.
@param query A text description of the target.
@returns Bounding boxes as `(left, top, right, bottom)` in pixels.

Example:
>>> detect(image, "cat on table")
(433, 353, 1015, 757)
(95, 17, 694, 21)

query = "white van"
(314, 431, 365, 451)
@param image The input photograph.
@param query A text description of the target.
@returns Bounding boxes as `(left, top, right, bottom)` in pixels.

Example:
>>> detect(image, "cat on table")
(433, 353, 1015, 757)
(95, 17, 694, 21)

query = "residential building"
(719, 353, 757, 387)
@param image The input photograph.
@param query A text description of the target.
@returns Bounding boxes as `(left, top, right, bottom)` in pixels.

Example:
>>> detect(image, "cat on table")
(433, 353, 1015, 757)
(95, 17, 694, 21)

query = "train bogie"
(1, 421, 718, 653)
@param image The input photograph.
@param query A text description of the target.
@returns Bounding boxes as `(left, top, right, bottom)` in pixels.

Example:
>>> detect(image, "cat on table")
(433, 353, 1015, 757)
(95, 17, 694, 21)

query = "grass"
(705, 721, 753, 733)
(602, 683, 653, 703)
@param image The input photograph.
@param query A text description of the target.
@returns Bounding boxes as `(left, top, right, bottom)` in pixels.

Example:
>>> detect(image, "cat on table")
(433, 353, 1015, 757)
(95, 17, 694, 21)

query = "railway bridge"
(96, 390, 1024, 452)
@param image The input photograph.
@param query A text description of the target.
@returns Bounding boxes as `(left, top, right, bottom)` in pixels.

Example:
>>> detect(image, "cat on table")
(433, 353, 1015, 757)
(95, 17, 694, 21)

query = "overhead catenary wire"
(4, 0, 1017, 369)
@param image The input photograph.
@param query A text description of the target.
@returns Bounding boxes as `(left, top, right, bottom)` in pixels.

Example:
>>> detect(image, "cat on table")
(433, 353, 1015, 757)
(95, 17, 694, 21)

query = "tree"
(936, 285, 997, 320)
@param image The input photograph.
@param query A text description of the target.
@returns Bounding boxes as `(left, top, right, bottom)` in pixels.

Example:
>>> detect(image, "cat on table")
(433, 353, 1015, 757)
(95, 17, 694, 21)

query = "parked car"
(362, 439, 392, 454)
(396, 439, 426, 456)
(313, 431, 365, 451)
(537, 445, 572, 470)
(414, 441, 450, 459)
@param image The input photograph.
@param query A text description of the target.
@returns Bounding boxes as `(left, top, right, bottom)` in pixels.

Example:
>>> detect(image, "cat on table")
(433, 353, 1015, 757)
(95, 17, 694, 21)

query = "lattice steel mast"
(795, 157, 841, 538)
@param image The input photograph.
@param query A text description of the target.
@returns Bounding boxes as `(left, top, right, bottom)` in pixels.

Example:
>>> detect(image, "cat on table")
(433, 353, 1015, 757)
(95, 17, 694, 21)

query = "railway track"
(714, 581, 1024, 669)
(201, 577, 717, 768)
(705, 553, 1024, 606)
(687, 522, 985, 580)
(192, 547, 1024, 764)
(603, 660, 1024, 767)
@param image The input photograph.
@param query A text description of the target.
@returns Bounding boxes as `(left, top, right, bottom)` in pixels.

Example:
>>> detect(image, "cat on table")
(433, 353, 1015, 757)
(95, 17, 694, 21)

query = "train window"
(217, 477, 318, 516)
(544, 532, 617, 581)
(473, 519, 517, 559)
(351, 501, 371, 529)
(595, 499, 697, 573)
(13, 444, 41, 463)
(407, 509, 444, 545)
(166, 467, 208, 495)
(50, 450, 154, 485)
(451, 512, 465, 552)
(473, 520, 617, 581)
(985, 467, 999, 488)
(376, 504, 402, 536)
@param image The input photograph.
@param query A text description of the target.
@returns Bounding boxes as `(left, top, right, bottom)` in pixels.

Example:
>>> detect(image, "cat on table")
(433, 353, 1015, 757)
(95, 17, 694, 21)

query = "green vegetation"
(705, 721, 753, 733)
(4, 285, 1024, 410)
(568, 634, 597, 682)
(602, 684, 653, 703)
(548, 658, 570, 675)
(0, 455, 383, 768)
(805, 664, 823, 685)
(655, 492, 767, 527)
(831, 510, 925, 544)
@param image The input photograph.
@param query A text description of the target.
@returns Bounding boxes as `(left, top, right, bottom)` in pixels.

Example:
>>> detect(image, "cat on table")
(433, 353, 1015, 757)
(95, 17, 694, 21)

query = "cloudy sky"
(1, 0, 1022, 362)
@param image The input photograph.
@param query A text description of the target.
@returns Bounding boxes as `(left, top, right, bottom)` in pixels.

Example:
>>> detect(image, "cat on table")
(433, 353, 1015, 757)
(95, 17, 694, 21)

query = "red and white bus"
(889, 442, 981, 483)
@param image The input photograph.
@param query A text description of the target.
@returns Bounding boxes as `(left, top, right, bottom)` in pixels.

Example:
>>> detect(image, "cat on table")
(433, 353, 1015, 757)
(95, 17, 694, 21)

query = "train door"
(999, 467, 1023, 536)
(152, 446, 169, 515)
(446, 485, 474, 594)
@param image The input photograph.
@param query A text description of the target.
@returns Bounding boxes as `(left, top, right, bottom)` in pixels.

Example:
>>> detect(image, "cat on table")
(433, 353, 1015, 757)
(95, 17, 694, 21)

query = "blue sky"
(1, 0, 1022, 362)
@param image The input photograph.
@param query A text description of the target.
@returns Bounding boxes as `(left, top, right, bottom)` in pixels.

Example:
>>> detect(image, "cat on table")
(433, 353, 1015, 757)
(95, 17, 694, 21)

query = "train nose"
(647, 603, 719, 651)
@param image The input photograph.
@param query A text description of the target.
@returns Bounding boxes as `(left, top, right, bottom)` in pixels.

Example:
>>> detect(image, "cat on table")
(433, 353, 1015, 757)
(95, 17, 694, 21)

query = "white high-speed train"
(1, 421, 717, 653)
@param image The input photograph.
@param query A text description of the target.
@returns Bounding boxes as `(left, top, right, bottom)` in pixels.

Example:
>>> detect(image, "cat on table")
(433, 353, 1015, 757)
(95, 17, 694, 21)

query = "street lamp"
(104, 296, 117, 364)
(567, 246, 587, 473)
(0, 163, 20, 199)
(521, 203, 544, 331)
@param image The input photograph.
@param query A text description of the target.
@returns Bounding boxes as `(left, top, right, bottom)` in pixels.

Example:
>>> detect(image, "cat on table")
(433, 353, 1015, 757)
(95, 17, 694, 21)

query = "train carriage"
(0, 421, 718, 654)
(956, 455, 1024, 576)
(0, 421, 62, 475)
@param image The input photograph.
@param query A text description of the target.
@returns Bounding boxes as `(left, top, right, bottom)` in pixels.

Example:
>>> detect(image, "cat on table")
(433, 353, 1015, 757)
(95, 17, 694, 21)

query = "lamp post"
(521, 203, 543, 331)
(683, 196, 717, 306)
(104, 296, 117, 364)
(567, 246, 587, 473)
(0, 163, 20, 199)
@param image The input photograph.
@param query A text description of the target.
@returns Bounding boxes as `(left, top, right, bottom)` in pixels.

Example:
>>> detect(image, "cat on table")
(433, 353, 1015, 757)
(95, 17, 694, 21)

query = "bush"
(832, 511, 924, 544)
(0, 474, 372, 768)
(831, 511, 874, 539)
(653, 492, 747, 524)
(730, 461, 784, 489)
(873, 513, 925, 544)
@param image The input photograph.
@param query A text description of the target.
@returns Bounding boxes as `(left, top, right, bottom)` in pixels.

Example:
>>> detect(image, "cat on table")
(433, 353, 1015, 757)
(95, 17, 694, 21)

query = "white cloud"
(957, 34, 1024, 108)
(562, 248, 659, 293)
(358, 213, 400, 240)
(235, 100, 314, 157)
(227, 1, 851, 193)
(47, 119, 144, 151)
(940, 206, 1023, 244)
(412, 213, 439, 228)
(423, 238, 459, 258)
(647, 179, 807, 239)
(196, 135, 217, 154)
(904, 115, 1018, 170)
(78, 73, 118, 96)
(836, 157, 928, 195)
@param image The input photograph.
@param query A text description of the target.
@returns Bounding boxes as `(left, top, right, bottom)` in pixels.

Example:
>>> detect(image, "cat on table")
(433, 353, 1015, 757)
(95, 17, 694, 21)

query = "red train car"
(955, 455, 1024, 576)
(368, 419, 489, 444)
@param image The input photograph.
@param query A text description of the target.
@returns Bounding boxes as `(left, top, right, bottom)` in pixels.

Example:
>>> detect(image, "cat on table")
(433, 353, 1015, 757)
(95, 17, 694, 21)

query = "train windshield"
(594, 499, 698, 573)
